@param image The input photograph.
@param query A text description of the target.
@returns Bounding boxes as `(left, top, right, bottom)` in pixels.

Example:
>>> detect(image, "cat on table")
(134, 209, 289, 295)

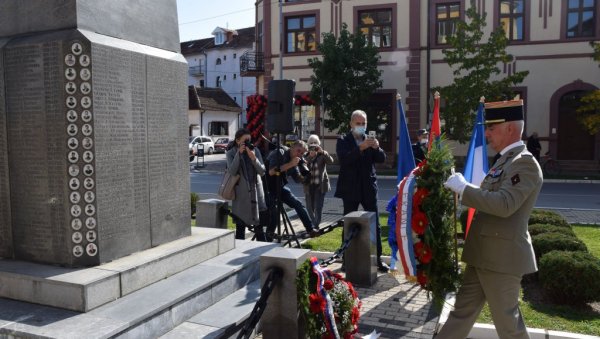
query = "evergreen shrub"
(532, 233, 587, 260)
(539, 250, 600, 304)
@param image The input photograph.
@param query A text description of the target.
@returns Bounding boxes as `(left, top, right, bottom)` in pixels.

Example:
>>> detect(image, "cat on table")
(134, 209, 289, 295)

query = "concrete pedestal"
(259, 247, 311, 339)
(344, 211, 377, 286)
(196, 199, 228, 228)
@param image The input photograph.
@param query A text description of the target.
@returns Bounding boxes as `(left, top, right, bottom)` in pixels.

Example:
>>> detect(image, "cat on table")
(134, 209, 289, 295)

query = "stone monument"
(0, 0, 190, 267)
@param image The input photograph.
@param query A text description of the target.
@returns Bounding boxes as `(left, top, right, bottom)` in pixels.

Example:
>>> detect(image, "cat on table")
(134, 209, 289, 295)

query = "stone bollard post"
(260, 247, 311, 339)
(195, 199, 228, 228)
(344, 211, 377, 286)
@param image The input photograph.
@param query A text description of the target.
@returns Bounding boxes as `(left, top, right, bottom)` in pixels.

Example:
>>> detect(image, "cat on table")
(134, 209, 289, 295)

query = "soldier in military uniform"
(438, 99, 543, 339)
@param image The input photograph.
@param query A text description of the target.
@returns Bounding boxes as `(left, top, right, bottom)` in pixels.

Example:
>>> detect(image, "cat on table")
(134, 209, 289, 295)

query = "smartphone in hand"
(368, 131, 377, 139)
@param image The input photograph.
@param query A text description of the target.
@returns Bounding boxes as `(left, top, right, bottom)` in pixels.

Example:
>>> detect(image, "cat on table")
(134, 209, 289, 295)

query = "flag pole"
(453, 192, 459, 274)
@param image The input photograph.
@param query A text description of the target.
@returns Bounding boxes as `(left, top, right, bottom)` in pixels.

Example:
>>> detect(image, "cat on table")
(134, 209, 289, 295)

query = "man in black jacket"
(335, 110, 389, 272)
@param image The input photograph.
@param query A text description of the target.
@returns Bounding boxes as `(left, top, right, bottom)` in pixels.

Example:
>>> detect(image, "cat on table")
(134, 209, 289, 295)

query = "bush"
(529, 209, 569, 228)
(532, 233, 587, 260)
(539, 250, 600, 304)
(191, 192, 199, 218)
(528, 223, 575, 237)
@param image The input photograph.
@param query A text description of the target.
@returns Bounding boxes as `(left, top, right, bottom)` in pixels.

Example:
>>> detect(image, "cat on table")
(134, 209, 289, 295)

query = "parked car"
(189, 136, 214, 155)
(213, 137, 231, 153)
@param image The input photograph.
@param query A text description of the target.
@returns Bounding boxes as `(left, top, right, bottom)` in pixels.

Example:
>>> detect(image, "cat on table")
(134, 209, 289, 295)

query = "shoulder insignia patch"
(511, 174, 520, 186)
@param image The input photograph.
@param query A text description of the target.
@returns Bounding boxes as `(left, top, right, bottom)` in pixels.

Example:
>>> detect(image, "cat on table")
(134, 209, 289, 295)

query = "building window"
(285, 15, 317, 53)
(233, 74, 237, 79)
(215, 32, 224, 45)
(499, 0, 525, 41)
(216, 58, 222, 65)
(234, 97, 237, 102)
(216, 76, 221, 87)
(436, 3, 460, 44)
(233, 53, 237, 59)
(358, 9, 393, 48)
(209, 121, 228, 136)
(566, 0, 596, 38)
(224, 55, 227, 61)
(199, 80, 204, 87)
(223, 75, 227, 81)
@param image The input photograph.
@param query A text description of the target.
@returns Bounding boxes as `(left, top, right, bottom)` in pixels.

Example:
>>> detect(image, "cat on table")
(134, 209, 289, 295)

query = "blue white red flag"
(397, 94, 416, 184)
(462, 99, 489, 236)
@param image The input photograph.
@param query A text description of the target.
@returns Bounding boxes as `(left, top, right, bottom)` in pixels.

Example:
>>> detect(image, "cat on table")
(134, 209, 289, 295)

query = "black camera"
(298, 158, 310, 176)
(244, 140, 255, 150)
(308, 145, 318, 152)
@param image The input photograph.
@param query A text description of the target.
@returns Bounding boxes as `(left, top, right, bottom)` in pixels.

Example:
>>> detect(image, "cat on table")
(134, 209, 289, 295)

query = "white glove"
(444, 172, 470, 195)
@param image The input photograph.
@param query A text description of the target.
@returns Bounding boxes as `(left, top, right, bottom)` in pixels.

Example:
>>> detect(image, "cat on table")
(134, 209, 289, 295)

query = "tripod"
(269, 133, 300, 248)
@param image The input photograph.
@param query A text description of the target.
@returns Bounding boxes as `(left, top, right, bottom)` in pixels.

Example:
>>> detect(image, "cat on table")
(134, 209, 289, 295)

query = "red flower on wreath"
(417, 270, 428, 287)
(413, 187, 429, 209)
(414, 241, 433, 264)
(323, 279, 334, 290)
(309, 293, 325, 313)
(414, 159, 428, 176)
(411, 210, 428, 235)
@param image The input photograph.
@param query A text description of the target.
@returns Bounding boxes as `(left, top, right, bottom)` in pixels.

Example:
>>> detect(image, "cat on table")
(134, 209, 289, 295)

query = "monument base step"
(0, 227, 235, 312)
(0, 240, 278, 339)
(159, 279, 261, 339)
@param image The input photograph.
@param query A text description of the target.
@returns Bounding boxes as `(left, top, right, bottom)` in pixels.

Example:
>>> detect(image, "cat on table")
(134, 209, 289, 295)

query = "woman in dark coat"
(226, 129, 267, 240)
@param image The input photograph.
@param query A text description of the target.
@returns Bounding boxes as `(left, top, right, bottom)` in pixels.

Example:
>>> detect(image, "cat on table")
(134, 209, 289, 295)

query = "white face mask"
(353, 126, 366, 135)
(419, 137, 428, 144)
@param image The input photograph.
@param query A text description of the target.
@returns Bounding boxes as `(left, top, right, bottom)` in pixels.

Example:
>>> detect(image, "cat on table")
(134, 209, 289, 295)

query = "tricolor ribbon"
(310, 257, 340, 339)
(395, 169, 418, 279)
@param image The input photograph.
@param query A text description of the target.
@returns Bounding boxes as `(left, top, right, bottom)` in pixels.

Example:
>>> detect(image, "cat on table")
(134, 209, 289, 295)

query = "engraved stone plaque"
(1, 26, 189, 267)
(0, 39, 12, 258)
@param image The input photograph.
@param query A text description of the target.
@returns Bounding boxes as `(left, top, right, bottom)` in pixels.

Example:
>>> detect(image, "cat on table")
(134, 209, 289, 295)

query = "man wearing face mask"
(335, 110, 389, 272)
(412, 128, 428, 165)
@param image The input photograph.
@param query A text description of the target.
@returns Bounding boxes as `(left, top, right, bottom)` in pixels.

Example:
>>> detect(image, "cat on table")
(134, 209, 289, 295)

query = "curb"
(438, 293, 598, 339)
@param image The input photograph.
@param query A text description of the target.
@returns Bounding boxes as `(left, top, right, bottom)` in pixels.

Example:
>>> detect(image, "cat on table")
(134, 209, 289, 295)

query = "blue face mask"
(353, 126, 366, 135)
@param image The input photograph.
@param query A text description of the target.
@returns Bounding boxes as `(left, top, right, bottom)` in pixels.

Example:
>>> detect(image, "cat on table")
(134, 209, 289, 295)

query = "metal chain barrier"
(319, 223, 360, 267)
(235, 267, 283, 339)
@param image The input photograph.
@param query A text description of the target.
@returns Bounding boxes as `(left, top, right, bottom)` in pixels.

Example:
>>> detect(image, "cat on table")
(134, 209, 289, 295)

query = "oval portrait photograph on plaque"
(68, 164, 80, 177)
(73, 245, 84, 258)
(86, 217, 96, 229)
(71, 218, 82, 231)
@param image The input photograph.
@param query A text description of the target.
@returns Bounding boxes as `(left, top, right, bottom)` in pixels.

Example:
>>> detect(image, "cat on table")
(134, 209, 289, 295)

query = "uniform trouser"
(306, 185, 326, 228)
(436, 265, 529, 339)
(342, 198, 382, 260)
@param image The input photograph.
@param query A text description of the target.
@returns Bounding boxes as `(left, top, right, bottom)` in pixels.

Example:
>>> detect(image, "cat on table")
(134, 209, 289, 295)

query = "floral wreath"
(245, 94, 267, 147)
(294, 94, 316, 106)
(297, 257, 361, 339)
(388, 138, 460, 309)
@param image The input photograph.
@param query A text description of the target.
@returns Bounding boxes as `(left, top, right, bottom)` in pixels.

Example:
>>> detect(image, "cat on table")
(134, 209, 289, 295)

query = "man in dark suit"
(335, 110, 389, 272)
(412, 128, 428, 165)
(439, 99, 542, 339)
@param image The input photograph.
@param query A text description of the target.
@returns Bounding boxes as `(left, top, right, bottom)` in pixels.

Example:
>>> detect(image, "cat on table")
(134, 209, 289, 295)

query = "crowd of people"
(220, 97, 544, 338)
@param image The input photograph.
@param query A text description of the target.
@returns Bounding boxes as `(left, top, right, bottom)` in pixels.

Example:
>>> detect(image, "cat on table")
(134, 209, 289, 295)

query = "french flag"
(462, 99, 489, 237)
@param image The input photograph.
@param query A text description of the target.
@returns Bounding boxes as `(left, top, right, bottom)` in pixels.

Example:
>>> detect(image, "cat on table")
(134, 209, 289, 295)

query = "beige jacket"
(461, 145, 543, 276)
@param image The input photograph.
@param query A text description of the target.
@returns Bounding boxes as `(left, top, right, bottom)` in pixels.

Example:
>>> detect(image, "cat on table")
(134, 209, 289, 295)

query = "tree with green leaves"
(434, 2, 528, 143)
(308, 23, 383, 133)
(576, 41, 600, 135)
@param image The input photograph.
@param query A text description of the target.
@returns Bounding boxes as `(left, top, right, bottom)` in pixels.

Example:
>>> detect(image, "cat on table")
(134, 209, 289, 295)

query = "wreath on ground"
(297, 257, 361, 339)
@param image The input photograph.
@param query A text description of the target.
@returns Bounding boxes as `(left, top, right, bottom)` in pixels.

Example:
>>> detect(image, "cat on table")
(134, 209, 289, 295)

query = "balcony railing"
(240, 51, 264, 76)
(188, 66, 203, 76)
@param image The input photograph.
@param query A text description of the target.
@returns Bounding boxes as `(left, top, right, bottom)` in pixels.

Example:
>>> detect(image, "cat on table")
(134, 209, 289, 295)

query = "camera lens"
(244, 140, 254, 150)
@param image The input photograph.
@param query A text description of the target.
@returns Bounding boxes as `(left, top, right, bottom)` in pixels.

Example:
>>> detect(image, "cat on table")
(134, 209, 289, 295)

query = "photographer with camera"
(265, 140, 320, 239)
(226, 129, 268, 241)
(302, 135, 333, 228)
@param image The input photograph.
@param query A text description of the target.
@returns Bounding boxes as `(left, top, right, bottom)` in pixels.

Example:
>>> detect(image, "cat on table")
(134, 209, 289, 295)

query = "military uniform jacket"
(461, 144, 543, 276)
